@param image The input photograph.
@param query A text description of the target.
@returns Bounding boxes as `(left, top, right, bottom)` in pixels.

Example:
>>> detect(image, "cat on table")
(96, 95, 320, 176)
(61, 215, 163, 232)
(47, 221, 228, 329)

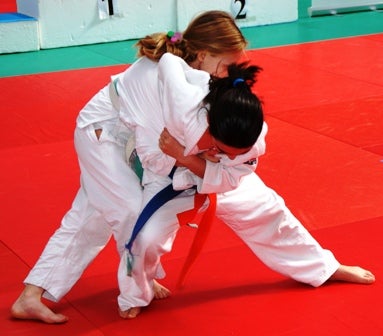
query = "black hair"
(203, 62, 264, 149)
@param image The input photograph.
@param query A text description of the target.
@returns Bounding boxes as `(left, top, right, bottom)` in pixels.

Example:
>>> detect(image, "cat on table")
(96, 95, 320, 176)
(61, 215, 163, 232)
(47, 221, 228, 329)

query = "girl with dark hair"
(205, 63, 264, 149)
(117, 53, 374, 319)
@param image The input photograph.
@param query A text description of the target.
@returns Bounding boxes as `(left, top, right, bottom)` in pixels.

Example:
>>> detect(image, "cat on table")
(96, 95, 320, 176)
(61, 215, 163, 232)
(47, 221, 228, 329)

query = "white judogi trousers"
(24, 123, 143, 302)
(117, 172, 340, 311)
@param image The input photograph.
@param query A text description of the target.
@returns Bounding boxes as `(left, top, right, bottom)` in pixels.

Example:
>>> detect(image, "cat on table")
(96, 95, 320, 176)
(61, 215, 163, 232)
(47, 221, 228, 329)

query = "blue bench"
(0, 12, 36, 23)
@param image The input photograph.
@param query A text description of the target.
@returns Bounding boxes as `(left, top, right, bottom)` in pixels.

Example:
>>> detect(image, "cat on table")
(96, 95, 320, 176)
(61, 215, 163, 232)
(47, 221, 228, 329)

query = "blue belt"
(125, 167, 192, 275)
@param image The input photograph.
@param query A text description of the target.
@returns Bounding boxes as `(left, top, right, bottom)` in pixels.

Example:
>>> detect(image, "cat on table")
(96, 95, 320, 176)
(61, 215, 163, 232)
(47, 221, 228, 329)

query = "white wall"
(178, 0, 297, 30)
(15, 0, 297, 50)
(17, 0, 177, 49)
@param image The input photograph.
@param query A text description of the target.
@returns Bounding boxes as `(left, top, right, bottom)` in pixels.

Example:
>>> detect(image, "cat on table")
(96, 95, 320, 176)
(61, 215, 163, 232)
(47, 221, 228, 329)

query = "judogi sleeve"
(136, 53, 210, 178)
(158, 53, 210, 154)
(172, 123, 268, 193)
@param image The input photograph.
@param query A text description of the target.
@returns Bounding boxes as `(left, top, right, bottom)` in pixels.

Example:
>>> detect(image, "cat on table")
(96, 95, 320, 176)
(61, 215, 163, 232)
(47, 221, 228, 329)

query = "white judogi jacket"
(79, 53, 267, 194)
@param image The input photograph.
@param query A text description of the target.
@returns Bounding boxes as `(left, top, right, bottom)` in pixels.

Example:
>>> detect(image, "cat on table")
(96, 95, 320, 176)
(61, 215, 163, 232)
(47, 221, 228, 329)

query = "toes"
(153, 281, 171, 300)
(364, 271, 375, 283)
(119, 307, 141, 319)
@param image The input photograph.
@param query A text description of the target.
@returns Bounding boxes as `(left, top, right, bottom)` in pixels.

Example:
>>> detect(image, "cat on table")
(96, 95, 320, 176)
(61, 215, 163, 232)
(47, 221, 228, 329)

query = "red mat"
(2, 219, 382, 335)
(0, 0, 16, 13)
(1, 35, 383, 335)
(0, 65, 127, 150)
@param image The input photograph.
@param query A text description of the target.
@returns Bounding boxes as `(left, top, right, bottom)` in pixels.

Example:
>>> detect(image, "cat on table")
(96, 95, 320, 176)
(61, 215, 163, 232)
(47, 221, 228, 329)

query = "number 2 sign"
(231, 0, 247, 19)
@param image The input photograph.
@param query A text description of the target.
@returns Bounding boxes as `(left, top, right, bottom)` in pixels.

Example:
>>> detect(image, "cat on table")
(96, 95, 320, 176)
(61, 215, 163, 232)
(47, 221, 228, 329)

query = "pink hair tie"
(167, 31, 182, 43)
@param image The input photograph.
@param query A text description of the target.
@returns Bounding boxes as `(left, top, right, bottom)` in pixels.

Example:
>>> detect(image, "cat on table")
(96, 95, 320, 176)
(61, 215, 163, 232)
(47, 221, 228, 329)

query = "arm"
(159, 128, 220, 178)
(159, 127, 268, 193)
(133, 53, 210, 179)
(198, 123, 268, 193)
(157, 53, 210, 154)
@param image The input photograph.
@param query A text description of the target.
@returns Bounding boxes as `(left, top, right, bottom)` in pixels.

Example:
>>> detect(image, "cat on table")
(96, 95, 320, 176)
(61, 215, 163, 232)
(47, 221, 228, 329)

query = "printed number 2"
(233, 0, 247, 19)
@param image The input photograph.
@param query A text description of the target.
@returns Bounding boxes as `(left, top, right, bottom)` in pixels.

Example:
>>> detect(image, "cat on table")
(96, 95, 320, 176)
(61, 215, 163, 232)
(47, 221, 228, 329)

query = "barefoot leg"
(153, 280, 171, 300)
(119, 307, 141, 319)
(11, 284, 68, 324)
(329, 265, 375, 284)
(118, 281, 169, 319)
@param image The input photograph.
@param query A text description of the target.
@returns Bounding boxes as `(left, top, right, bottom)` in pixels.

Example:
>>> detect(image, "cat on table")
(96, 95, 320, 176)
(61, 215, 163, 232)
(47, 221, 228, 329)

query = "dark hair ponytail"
(204, 63, 264, 149)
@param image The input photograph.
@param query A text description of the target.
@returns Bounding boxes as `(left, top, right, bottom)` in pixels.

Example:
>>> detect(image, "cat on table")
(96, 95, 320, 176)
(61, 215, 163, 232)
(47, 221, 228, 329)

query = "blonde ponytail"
(136, 32, 186, 61)
(135, 10, 247, 63)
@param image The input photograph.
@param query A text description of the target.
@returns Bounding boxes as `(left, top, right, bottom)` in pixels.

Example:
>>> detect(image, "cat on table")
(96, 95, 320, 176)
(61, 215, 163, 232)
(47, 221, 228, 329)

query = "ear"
(196, 51, 206, 63)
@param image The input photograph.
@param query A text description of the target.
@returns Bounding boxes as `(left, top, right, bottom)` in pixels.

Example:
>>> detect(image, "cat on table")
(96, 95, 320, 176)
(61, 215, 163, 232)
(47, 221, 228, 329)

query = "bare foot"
(153, 280, 171, 300)
(11, 285, 68, 324)
(118, 281, 169, 319)
(329, 265, 375, 284)
(119, 307, 141, 319)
